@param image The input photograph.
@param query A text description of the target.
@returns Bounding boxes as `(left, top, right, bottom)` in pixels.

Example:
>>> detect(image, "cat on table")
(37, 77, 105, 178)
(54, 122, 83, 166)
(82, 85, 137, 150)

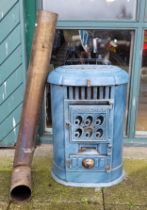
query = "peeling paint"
(1, 11, 4, 18)
(13, 117, 16, 134)
(3, 81, 7, 96)
(5, 42, 9, 56)
(23, 148, 35, 154)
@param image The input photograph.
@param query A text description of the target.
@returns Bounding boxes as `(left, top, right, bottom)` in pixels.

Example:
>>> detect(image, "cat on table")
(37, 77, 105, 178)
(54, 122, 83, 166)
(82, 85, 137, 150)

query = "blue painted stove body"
(48, 65, 129, 187)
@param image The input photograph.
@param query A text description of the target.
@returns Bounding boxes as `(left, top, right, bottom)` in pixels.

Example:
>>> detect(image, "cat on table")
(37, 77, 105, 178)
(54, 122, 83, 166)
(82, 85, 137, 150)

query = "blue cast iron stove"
(48, 65, 128, 187)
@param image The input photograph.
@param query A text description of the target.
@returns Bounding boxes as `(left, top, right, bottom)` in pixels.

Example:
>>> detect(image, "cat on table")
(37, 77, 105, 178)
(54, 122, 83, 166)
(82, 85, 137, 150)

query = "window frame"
(37, 0, 147, 144)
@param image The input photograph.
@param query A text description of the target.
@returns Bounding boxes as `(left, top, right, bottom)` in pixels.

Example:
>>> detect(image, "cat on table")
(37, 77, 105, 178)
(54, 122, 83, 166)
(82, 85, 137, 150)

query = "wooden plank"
(0, 104, 22, 141)
(24, 0, 36, 63)
(0, 46, 22, 85)
(0, 65, 23, 104)
(0, 83, 23, 124)
(0, 0, 18, 21)
(0, 0, 26, 147)
(0, 24, 21, 64)
(0, 3, 20, 43)
(0, 124, 19, 147)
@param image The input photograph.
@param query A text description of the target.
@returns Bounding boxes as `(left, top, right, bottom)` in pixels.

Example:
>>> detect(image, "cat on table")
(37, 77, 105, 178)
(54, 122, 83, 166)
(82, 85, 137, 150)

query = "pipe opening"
(10, 185, 31, 202)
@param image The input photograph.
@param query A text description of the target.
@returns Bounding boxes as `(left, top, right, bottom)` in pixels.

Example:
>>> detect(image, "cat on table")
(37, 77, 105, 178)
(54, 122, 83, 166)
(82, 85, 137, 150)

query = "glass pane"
(43, 0, 137, 20)
(45, 29, 134, 129)
(136, 31, 147, 136)
(145, 1, 147, 20)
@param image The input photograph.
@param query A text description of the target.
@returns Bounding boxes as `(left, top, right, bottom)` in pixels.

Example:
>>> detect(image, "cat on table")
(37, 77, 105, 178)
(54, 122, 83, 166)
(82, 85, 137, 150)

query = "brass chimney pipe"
(10, 11, 57, 202)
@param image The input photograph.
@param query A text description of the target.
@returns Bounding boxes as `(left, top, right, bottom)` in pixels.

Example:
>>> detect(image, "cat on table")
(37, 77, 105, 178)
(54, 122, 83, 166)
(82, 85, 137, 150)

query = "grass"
(0, 152, 147, 210)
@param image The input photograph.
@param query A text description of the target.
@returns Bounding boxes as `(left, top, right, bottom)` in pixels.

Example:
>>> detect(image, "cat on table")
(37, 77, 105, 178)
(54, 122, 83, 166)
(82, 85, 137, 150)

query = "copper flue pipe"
(10, 11, 57, 202)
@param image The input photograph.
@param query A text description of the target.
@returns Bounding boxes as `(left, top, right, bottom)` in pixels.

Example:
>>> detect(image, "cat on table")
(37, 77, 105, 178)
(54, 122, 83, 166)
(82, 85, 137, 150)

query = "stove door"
(64, 100, 114, 181)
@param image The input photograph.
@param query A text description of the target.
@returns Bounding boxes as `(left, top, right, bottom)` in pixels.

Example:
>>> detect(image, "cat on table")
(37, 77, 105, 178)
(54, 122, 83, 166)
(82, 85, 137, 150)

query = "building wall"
(0, 0, 26, 146)
(0, 0, 146, 146)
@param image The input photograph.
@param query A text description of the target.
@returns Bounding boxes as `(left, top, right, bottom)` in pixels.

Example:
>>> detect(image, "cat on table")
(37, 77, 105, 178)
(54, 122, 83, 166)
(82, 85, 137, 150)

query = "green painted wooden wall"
(0, 0, 26, 146)
(24, 0, 36, 65)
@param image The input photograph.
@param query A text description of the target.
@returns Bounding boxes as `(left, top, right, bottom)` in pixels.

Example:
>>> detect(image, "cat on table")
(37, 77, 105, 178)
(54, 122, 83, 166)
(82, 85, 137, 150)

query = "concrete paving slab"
(1, 145, 147, 210)
(105, 204, 147, 210)
(123, 147, 147, 160)
(1, 145, 147, 159)
(9, 202, 33, 210)
(103, 160, 147, 207)
(0, 155, 11, 210)
(0, 202, 10, 210)
(31, 156, 103, 210)
(32, 202, 103, 210)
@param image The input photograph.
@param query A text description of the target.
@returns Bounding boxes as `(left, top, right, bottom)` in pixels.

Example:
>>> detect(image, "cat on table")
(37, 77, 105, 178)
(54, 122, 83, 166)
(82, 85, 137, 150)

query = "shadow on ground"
(0, 152, 147, 210)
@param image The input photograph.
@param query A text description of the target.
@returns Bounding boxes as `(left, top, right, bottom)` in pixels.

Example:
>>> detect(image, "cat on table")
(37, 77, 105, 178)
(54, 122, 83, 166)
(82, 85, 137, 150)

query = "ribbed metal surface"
(0, 0, 25, 146)
(66, 86, 112, 100)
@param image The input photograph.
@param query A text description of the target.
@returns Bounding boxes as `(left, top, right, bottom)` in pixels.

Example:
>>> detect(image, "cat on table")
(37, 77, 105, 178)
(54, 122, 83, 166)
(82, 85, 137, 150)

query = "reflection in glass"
(45, 29, 133, 128)
(43, 0, 136, 20)
(51, 30, 132, 69)
(145, 1, 147, 20)
(136, 31, 147, 135)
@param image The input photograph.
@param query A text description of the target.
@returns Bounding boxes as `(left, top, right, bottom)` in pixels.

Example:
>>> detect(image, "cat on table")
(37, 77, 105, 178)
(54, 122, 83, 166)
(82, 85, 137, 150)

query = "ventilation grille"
(66, 86, 112, 100)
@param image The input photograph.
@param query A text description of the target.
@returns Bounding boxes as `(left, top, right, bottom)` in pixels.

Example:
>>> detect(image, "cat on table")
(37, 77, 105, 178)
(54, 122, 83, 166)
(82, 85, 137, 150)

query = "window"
(43, 0, 137, 20)
(45, 29, 134, 129)
(145, 1, 147, 21)
(136, 31, 147, 136)
(40, 0, 147, 142)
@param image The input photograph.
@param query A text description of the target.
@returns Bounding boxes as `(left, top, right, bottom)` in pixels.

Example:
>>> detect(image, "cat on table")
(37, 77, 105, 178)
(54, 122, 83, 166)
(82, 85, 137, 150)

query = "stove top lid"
(48, 65, 129, 86)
